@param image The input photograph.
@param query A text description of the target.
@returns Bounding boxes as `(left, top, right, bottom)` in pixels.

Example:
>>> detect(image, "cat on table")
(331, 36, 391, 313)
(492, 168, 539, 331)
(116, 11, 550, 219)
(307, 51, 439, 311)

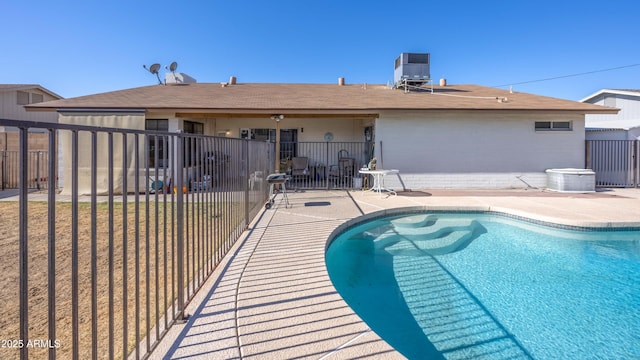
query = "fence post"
(244, 140, 250, 228)
(325, 143, 330, 189)
(633, 140, 640, 188)
(175, 133, 186, 320)
(36, 151, 41, 190)
(585, 140, 591, 169)
(47, 128, 57, 360)
(19, 128, 29, 360)
(1, 150, 5, 191)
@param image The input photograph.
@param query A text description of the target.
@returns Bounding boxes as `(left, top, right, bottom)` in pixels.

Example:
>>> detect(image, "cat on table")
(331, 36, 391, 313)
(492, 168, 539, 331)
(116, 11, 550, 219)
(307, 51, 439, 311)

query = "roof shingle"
(25, 82, 616, 114)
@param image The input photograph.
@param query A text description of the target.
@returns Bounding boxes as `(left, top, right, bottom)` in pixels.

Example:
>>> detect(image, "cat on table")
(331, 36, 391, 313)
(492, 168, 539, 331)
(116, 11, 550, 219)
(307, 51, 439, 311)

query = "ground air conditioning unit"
(394, 53, 431, 86)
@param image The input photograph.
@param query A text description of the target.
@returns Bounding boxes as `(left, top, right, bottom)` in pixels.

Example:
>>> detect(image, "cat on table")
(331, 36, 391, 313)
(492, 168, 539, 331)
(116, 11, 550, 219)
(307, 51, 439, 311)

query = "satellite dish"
(143, 63, 163, 84)
(168, 61, 178, 72)
(149, 63, 161, 74)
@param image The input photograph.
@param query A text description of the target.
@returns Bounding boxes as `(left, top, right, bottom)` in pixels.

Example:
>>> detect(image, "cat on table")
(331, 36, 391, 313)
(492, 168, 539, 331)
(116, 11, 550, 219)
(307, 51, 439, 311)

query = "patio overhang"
(174, 111, 379, 119)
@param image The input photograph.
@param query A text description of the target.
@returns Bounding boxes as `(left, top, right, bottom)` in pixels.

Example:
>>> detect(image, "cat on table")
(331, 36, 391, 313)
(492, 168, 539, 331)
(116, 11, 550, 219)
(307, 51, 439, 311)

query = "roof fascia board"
(173, 109, 380, 116)
(58, 108, 146, 114)
(379, 108, 620, 115)
(580, 89, 640, 103)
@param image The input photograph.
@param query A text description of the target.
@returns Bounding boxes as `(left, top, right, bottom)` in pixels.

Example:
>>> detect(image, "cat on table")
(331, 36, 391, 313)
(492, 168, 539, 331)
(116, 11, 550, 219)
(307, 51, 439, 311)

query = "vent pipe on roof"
(229, 76, 237, 85)
(439, 78, 447, 86)
(338, 77, 345, 86)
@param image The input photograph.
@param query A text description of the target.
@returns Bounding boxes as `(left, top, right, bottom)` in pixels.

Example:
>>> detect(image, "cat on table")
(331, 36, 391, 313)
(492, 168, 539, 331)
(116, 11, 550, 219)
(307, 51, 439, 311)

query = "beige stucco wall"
(210, 116, 371, 142)
(374, 111, 586, 189)
(53, 109, 589, 192)
(0, 89, 60, 130)
(58, 112, 146, 195)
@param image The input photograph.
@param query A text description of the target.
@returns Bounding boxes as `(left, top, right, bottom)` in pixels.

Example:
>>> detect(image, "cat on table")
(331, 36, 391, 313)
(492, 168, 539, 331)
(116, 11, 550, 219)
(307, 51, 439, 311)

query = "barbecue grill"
(265, 173, 291, 209)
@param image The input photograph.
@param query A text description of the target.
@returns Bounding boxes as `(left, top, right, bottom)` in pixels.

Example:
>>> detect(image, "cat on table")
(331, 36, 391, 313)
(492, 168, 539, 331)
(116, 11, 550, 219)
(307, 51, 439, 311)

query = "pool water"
(325, 212, 640, 359)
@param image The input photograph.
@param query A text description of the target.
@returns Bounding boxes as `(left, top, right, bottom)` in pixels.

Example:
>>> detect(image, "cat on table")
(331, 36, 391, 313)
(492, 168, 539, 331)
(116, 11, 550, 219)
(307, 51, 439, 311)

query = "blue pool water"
(325, 212, 640, 359)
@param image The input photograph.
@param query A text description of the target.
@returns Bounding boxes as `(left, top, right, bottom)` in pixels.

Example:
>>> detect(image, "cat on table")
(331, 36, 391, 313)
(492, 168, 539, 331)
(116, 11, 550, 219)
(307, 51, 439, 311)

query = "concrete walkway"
(150, 188, 640, 359)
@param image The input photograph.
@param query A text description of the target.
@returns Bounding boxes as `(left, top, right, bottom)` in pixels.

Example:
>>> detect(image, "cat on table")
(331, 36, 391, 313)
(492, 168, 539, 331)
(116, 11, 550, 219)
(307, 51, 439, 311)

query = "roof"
(0, 84, 64, 100)
(580, 88, 640, 103)
(25, 82, 616, 115)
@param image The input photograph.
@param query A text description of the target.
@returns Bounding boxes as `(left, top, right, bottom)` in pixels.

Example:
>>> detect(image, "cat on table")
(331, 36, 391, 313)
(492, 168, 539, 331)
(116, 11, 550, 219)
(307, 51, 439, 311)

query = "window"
(31, 93, 43, 103)
(251, 128, 276, 141)
(183, 121, 203, 134)
(146, 119, 169, 168)
(17, 91, 29, 105)
(146, 119, 169, 131)
(16, 91, 44, 105)
(535, 121, 572, 131)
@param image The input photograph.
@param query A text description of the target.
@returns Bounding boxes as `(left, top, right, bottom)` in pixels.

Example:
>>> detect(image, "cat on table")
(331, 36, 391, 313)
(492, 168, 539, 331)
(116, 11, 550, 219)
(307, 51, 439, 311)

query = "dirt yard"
(0, 200, 222, 360)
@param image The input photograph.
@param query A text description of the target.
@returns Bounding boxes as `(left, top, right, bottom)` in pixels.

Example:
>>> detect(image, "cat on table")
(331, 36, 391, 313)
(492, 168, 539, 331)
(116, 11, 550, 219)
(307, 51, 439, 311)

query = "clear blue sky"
(3, 0, 640, 101)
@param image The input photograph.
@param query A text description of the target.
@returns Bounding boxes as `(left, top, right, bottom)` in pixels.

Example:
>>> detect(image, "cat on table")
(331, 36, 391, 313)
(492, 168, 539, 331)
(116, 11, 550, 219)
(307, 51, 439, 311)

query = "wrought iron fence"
(1, 149, 51, 190)
(0, 119, 274, 360)
(279, 141, 374, 189)
(586, 140, 639, 188)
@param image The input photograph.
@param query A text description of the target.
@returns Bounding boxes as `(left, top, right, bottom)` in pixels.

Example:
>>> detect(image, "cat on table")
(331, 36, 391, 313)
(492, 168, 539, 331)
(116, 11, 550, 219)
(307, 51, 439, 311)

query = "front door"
(280, 129, 298, 160)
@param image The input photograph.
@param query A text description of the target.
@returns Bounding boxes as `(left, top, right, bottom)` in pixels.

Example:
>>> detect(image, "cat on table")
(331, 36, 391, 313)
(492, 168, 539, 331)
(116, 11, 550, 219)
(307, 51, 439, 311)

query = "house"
(581, 89, 640, 140)
(0, 84, 63, 128)
(1, 84, 63, 188)
(581, 89, 640, 187)
(1, 83, 63, 141)
(26, 72, 615, 191)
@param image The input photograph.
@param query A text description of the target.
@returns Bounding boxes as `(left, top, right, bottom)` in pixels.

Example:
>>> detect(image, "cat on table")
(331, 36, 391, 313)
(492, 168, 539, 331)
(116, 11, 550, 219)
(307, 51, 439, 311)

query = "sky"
(2, 0, 640, 101)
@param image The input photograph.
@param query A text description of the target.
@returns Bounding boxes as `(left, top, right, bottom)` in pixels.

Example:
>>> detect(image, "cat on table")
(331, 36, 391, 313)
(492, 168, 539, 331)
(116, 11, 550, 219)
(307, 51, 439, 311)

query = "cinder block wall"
(2, 131, 50, 151)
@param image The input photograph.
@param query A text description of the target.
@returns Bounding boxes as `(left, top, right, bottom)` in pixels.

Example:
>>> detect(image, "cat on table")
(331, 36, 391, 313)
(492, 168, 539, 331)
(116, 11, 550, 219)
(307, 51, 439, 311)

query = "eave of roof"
(0, 84, 64, 100)
(580, 88, 640, 103)
(25, 83, 617, 115)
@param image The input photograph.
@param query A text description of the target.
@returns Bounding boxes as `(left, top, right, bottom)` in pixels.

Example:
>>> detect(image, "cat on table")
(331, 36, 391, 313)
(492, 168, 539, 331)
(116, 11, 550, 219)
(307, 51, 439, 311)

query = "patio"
(149, 188, 640, 359)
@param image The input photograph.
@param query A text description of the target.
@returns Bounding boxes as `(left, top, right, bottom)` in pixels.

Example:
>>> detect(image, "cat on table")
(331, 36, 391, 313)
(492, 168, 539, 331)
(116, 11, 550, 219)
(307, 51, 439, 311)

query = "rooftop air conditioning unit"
(165, 72, 197, 84)
(394, 53, 430, 86)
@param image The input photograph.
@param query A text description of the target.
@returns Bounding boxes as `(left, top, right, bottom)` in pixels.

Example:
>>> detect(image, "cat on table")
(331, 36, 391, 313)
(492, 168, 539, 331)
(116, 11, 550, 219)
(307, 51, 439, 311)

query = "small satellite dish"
(149, 63, 161, 74)
(143, 63, 163, 85)
(168, 61, 178, 72)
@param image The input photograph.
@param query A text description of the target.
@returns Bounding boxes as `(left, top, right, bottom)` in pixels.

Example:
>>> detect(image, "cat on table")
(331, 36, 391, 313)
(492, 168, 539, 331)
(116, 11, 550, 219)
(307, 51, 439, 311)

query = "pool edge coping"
(326, 205, 640, 251)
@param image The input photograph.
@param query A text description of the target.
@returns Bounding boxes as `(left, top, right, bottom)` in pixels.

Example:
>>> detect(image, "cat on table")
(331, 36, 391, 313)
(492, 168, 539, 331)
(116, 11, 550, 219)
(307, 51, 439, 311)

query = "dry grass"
(0, 199, 242, 360)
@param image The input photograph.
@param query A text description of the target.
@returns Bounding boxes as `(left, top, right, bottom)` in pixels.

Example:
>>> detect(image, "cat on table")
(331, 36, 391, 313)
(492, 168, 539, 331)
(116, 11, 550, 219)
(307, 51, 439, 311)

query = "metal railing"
(0, 119, 274, 360)
(279, 141, 374, 189)
(1, 150, 51, 190)
(586, 140, 639, 187)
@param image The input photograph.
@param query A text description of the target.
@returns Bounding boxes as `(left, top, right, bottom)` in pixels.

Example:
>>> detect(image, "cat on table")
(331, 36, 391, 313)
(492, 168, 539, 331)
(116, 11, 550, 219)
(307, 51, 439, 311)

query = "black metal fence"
(0, 119, 274, 360)
(279, 141, 374, 189)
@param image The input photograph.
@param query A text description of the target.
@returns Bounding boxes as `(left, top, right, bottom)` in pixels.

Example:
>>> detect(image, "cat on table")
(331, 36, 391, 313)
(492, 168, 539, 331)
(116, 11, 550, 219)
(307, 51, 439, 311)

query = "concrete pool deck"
(151, 188, 640, 359)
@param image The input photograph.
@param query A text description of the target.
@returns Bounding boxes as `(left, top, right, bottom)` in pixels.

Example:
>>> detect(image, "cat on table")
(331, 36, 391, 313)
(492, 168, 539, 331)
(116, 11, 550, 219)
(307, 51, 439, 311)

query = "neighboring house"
(581, 89, 640, 140)
(26, 78, 615, 191)
(581, 89, 640, 187)
(1, 84, 63, 144)
(1, 84, 63, 189)
(0, 84, 63, 129)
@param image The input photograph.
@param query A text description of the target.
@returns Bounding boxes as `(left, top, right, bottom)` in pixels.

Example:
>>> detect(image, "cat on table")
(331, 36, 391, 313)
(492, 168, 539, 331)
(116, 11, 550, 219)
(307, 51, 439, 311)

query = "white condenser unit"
(394, 53, 430, 85)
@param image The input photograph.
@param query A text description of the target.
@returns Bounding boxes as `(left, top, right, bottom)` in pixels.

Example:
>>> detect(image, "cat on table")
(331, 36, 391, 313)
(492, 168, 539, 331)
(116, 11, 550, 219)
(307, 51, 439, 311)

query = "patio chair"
(329, 157, 355, 188)
(291, 157, 310, 186)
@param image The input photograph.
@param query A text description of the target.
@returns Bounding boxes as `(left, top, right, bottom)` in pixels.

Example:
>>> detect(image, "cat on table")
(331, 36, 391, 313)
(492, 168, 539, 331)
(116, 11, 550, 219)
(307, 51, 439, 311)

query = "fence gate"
(586, 140, 639, 188)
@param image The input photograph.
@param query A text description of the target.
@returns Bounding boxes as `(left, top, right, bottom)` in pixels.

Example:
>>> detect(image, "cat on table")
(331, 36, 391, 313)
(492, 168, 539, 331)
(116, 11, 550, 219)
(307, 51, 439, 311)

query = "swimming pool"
(325, 210, 640, 359)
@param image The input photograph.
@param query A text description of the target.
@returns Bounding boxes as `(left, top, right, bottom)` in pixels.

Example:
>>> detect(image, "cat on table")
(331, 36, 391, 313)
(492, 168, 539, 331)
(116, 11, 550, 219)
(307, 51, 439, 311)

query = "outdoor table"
(358, 169, 399, 196)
